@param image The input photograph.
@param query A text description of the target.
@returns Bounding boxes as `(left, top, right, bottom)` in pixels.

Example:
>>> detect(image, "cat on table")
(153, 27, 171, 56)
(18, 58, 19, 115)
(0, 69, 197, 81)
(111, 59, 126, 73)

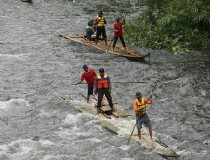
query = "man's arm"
(93, 18, 98, 25)
(75, 79, 83, 85)
(114, 23, 118, 32)
(93, 70, 97, 78)
(133, 101, 139, 112)
(75, 74, 84, 85)
(104, 17, 107, 24)
(145, 92, 153, 104)
(94, 78, 98, 93)
(108, 76, 111, 92)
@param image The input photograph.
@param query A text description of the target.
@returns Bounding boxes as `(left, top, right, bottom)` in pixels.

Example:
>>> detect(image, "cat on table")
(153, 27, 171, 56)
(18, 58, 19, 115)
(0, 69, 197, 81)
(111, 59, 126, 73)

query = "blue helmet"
(87, 19, 94, 26)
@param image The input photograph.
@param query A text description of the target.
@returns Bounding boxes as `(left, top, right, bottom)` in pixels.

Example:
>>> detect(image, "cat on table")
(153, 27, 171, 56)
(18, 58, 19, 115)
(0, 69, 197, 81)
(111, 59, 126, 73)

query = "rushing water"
(0, 0, 210, 160)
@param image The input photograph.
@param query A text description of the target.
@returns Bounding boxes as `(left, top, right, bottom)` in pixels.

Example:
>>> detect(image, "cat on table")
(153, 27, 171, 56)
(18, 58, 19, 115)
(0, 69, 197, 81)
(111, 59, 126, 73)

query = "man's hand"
(149, 92, 153, 99)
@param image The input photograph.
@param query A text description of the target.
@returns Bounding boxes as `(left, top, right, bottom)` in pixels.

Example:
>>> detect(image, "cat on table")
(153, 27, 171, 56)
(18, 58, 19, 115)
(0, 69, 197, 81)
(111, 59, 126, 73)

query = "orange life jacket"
(97, 73, 109, 89)
(135, 98, 147, 116)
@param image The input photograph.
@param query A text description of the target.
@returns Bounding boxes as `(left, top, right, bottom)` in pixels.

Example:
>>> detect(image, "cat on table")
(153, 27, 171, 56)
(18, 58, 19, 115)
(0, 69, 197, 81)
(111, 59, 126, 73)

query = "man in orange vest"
(94, 68, 113, 115)
(94, 10, 107, 45)
(133, 92, 153, 143)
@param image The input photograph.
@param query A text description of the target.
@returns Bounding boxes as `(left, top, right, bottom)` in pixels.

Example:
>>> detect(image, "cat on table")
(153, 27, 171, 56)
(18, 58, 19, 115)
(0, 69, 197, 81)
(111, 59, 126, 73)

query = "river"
(0, 0, 210, 160)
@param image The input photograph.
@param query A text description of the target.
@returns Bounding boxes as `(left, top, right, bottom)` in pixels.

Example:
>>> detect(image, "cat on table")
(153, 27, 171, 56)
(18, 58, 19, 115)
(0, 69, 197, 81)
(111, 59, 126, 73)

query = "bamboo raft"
(57, 32, 149, 61)
(58, 93, 179, 157)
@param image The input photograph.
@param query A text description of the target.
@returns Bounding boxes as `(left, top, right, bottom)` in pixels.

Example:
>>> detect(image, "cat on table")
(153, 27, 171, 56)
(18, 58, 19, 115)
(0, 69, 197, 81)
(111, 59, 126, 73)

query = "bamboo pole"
(72, 81, 148, 85)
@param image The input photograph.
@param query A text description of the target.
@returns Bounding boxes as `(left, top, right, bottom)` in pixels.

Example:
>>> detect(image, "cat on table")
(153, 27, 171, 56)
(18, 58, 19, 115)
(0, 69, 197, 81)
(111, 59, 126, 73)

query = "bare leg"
(124, 47, 127, 53)
(148, 125, 152, 140)
(87, 95, 90, 103)
(119, 36, 126, 53)
(138, 129, 141, 143)
(112, 37, 118, 52)
(105, 38, 107, 45)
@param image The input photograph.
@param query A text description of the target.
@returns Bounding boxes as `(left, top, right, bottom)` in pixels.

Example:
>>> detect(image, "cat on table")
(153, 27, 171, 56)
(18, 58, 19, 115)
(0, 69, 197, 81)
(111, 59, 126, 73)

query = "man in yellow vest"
(133, 92, 153, 143)
(94, 10, 107, 45)
(94, 68, 113, 115)
(86, 20, 96, 41)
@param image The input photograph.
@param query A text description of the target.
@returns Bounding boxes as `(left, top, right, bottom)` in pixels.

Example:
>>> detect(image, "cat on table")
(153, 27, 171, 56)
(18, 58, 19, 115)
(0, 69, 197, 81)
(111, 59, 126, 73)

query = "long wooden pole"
(72, 81, 147, 85)
(127, 80, 159, 145)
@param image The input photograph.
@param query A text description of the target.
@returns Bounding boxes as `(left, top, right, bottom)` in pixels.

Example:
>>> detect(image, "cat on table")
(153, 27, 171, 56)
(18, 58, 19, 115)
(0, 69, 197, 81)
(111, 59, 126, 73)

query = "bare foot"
(149, 139, 156, 149)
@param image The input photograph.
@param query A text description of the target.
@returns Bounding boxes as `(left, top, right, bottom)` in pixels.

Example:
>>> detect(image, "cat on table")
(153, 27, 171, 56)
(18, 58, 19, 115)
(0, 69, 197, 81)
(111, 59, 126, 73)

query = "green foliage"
(124, 0, 210, 53)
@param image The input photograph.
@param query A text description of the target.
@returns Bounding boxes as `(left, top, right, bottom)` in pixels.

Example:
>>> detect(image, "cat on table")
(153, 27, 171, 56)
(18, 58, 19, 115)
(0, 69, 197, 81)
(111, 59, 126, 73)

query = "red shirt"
(81, 69, 96, 87)
(114, 21, 125, 37)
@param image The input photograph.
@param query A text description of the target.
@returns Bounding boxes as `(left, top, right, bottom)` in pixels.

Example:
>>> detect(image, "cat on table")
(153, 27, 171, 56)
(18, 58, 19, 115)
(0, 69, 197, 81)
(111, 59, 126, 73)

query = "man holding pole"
(107, 7, 131, 52)
(133, 91, 153, 143)
(75, 65, 96, 102)
(113, 17, 126, 53)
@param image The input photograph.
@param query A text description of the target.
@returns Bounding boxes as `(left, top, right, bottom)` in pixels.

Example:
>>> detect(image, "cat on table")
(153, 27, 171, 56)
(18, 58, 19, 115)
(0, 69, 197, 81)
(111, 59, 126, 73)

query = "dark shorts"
(113, 36, 126, 48)
(136, 114, 151, 129)
(88, 87, 94, 96)
(96, 26, 106, 39)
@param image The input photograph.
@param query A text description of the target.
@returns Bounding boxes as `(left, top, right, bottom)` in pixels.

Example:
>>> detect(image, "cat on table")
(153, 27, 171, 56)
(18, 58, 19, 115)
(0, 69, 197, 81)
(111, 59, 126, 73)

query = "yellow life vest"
(135, 98, 146, 116)
(86, 25, 94, 32)
(96, 16, 105, 27)
(97, 73, 109, 89)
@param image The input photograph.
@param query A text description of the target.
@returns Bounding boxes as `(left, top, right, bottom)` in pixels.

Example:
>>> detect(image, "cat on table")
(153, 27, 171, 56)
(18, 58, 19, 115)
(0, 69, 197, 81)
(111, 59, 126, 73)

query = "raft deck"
(57, 93, 179, 157)
(58, 32, 149, 61)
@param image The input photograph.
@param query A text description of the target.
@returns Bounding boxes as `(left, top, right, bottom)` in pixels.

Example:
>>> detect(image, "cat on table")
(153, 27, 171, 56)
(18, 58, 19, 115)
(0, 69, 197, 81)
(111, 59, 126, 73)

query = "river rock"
(20, 0, 32, 3)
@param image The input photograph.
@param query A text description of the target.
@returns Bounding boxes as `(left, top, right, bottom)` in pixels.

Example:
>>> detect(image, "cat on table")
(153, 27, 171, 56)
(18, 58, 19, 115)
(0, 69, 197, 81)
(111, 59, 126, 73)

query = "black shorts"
(136, 114, 151, 129)
(96, 26, 106, 39)
(88, 87, 94, 96)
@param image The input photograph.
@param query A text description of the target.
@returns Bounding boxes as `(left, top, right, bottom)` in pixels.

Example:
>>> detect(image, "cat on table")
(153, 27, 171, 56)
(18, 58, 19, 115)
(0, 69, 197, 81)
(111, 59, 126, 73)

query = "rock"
(31, 136, 40, 141)
(20, 0, 32, 3)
